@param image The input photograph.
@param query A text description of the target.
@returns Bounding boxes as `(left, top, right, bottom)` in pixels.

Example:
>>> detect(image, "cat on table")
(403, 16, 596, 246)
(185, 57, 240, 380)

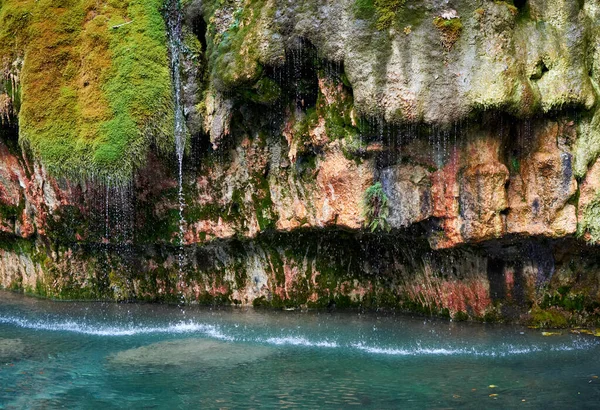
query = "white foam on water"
(550, 338, 599, 352)
(2, 314, 598, 357)
(0, 315, 233, 339)
(351, 342, 465, 356)
(265, 336, 338, 348)
(351, 339, 599, 357)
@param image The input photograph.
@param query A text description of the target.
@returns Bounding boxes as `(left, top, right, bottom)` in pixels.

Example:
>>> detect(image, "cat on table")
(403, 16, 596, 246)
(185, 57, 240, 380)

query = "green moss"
(318, 80, 356, 141)
(293, 107, 319, 144)
(252, 295, 270, 308)
(44, 205, 91, 245)
(541, 288, 585, 312)
(432, 16, 463, 51)
(251, 173, 277, 231)
(529, 307, 569, 328)
(0, 199, 23, 224)
(239, 76, 281, 105)
(493, 1, 518, 16)
(206, 0, 269, 89)
(0, 0, 173, 182)
(353, 0, 376, 20)
(354, 0, 407, 30)
(0, 233, 34, 254)
(453, 311, 469, 322)
(483, 310, 503, 323)
(574, 111, 600, 178)
(341, 132, 368, 162)
(578, 193, 600, 243)
(509, 155, 520, 173)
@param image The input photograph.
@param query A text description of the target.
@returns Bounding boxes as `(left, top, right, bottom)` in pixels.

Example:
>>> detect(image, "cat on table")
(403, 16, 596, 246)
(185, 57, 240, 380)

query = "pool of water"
(0, 290, 599, 409)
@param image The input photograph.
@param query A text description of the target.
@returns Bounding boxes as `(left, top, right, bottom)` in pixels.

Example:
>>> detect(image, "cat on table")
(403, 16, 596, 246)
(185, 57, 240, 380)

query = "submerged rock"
(0, 338, 25, 360)
(108, 339, 273, 369)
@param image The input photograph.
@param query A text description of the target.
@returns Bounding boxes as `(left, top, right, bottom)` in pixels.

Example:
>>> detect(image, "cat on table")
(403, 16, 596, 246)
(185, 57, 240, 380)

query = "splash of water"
(2, 313, 598, 357)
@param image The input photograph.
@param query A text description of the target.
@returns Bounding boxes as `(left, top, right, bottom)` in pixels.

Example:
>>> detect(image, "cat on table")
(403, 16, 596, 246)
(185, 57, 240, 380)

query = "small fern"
(363, 182, 391, 232)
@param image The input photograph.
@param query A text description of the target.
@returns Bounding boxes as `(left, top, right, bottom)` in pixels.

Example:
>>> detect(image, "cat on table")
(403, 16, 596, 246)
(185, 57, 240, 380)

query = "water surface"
(0, 290, 599, 408)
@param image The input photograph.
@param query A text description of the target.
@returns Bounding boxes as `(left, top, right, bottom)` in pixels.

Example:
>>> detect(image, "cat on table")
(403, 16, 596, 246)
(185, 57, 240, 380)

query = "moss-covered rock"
(0, 0, 174, 182)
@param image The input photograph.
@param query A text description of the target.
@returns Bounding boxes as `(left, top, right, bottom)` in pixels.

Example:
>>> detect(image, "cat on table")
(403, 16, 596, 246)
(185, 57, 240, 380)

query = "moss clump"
(574, 111, 600, 178)
(292, 107, 319, 149)
(317, 76, 356, 141)
(529, 307, 569, 328)
(578, 194, 600, 243)
(341, 132, 368, 162)
(453, 311, 469, 322)
(239, 77, 281, 105)
(0, 0, 174, 182)
(251, 173, 277, 231)
(363, 182, 391, 232)
(433, 16, 463, 51)
(354, 0, 407, 30)
(493, 1, 518, 16)
(541, 287, 585, 312)
(96, 0, 175, 176)
(205, 0, 271, 89)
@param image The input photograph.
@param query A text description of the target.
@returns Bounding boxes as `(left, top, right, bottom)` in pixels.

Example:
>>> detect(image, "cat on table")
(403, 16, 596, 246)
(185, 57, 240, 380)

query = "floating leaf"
(542, 331, 561, 336)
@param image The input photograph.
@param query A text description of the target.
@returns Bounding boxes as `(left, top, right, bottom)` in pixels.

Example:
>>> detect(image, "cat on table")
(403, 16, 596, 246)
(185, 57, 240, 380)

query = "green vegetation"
(363, 182, 391, 232)
(354, 0, 407, 30)
(204, 0, 271, 89)
(493, 0, 519, 16)
(318, 78, 356, 141)
(0, 0, 174, 182)
(433, 16, 463, 50)
(529, 307, 569, 328)
(453, 311, 469, 322)
(541, 286, 585, 312)
(239, 77, 281, 105)
(578, 194, 600, 243)
(574, 111, 600, 178)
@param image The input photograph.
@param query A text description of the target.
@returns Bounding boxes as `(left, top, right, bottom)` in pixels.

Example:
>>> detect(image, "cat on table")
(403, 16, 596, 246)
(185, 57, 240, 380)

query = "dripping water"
(97, 178, 135, 297)
(166, 0, 187, 310)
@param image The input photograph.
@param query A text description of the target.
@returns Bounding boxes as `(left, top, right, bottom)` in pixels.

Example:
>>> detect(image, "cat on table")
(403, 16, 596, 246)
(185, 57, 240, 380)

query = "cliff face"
(1, 0, 600, 326)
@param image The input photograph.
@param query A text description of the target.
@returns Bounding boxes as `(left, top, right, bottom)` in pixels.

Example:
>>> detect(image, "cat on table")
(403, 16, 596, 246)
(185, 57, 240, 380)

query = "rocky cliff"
(1, 0, 600, 327)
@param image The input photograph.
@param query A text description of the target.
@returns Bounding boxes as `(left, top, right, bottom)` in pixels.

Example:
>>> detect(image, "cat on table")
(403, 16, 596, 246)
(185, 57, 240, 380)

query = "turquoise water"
(0, 291, 599, 409)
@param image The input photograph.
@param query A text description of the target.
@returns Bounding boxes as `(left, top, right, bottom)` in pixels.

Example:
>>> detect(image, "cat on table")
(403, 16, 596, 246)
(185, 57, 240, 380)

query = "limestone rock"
(506, 121, 578, 238)
(381, 164, 432, 228)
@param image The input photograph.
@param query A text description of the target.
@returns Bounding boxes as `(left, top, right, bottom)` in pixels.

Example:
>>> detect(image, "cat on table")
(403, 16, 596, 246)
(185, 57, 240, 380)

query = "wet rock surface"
(0, 0, 599, 325)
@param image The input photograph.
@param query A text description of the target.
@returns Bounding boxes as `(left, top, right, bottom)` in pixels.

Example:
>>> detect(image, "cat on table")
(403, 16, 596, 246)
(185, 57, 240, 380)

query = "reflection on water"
(0, 290, 599, 408)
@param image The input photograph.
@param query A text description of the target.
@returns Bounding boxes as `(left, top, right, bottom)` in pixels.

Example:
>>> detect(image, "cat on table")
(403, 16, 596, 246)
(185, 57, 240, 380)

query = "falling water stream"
(166, 0, 187, 307)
